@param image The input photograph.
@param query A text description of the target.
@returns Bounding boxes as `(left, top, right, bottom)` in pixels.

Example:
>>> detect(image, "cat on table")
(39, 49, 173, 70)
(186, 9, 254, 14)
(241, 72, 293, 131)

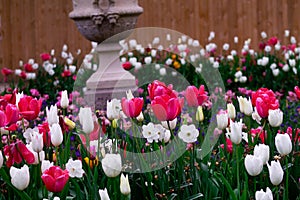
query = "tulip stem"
(276, 185, 279, 200)
(285, 156, 289, 200)
(235, 144, 240, 199)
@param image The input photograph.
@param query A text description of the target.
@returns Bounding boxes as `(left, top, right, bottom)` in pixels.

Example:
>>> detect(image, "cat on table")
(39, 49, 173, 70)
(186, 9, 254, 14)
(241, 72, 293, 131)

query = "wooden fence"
(1, 0, 300, 70)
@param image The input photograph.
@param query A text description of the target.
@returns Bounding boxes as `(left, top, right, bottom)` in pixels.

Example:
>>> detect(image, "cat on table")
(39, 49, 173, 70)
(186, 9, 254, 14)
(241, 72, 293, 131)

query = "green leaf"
(214, 172, 238, 200)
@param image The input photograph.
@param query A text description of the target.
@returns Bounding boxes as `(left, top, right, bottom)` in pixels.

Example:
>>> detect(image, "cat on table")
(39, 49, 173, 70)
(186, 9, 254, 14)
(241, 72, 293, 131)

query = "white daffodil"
(142, 123, 160, 143)
(178, 124, 199, 143)
(66, 158, 85, 178)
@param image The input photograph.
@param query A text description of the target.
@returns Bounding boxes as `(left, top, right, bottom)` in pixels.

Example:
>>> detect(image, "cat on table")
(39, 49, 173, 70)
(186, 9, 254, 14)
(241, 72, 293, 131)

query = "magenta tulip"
(41, 166, 69, 193)
(185, 85, 208, 107)
(121, 97, 144, 118)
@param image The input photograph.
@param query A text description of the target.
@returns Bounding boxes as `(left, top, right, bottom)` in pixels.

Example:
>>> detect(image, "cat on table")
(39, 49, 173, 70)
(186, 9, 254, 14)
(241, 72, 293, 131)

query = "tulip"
(0, 151, 3, 168)
(151, 96, 183, 121)
(294, 86, 300, 99)
(136, 112, 144, 122)
(161, 118, 177, 130)
(5, 104, 19, 125)
(0, 111, 6, 127)
(41, 160, 54, 173)
(60, 90, 69, 108)
(147, 80, 177, 100)
(10, 165, 30, 190)
(32, 131, 44, 152)
(237, 96, 253, 116)
(46, 105, 59, 126)
(66, 158, 85, 178)
(275, 133, 292, 156)
(216, 110, 228, 130)
(184, 85, 208, 107)
(18, 96, 42, 120)
(64, 117, 75, 130)
(106, 99, 121, 120)
(101, 153, 122, 177)
(3, 141, 35, 167)
(196, 106, 204, 122)
(226, 119, 243, 144)
(99, 188, 110, 200)
(227, 103, 236, 119)
(120, 174, 131, 195)
(121, 97, 144, 118)
(78, 107, 94, 134)
(41, 166, 69, 193)
(244, 155, 263, 176)
(268, 109, 283, 127)
(255, 187, 273, 200)
(50, 123, 63, 147)
(267, 160, 284, 186)
(254, 144, 270, 165)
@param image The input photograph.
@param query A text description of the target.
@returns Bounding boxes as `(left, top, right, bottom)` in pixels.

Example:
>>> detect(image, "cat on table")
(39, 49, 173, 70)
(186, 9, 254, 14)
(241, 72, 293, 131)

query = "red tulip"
(3, 141, 35, 168)
(294, 86, 300, 99)
(151, 95, 183, 121)
(121, 97, 143, 118)
(18, 96, 43, 120)
(267, 37, 278, 46)
(24, 63, 33, 72)
(220, 138, 233, 153)
(148, 80, 177, 100)
(251, 88, 279, 118)
(40, 53, 51, 61)
(251, 127, 265, 143)
(61, 70, 71, 77)
(122, 61, 133, 70)
(41, 166, 69, 193)
(0, 110, 6, 127)
(5, 104, 19, 125)
(38, 122, 51, 147)
(185, 85, 208, 107)
(1, 67, 13, 76)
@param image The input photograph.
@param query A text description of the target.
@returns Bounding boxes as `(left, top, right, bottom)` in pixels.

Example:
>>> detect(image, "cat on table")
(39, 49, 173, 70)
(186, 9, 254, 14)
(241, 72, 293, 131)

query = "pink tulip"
(5, 104, 19, 125)
(294, 86, 300, 100)
(0, 110, 6, 127)
(121, 97, 144, 118)
(148, 80, 177, 100)
(151, 95, 183, 121)
(41, 166, 69, 193)
(185, 85, 208, 107)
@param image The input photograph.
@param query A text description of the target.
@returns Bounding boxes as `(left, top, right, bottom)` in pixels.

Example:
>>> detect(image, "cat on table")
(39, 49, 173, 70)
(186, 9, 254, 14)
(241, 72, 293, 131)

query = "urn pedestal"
(69, 0, 143, 109)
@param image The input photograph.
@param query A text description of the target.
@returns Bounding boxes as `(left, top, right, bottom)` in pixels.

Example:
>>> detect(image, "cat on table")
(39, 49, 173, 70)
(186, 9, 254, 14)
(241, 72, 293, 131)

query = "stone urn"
(69, 0, 143, 109)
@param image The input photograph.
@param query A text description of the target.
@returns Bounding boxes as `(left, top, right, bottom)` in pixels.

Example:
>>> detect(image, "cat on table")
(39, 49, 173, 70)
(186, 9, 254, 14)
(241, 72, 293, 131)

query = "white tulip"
(50, 123, 63, 147)
(255, 187, 273, 200)
(106, 99, 121, 120)
(268, 109, 283, 127)
(261, 31, 267, 39)
(267, 160, 284, 186)
(60, 90, 69, 108)
(272, 69, 279, 77)
(0, 151, 3, 168)
(120, 174, 131, 195)
(275, 133, 292, 156)
(46, 105, 59, 126)
(79, 107, 94, 134)
(252, 107, 262, 124)
(161, 118, 177, 130)
(244, 155, 263, 176)
(254, 144, 270, 165)
(102, 154, 122, 177)
(144, 56, 152, 64)
(196, 106, 204, 122)
(99, 188, 110, 200)
(41, 160, 54, 173)
(216, 111, 228, 130)
(66, 158, 85, 178)
(32, 131, 44, 152)
(227, 103, 236, 119)
(10, 165, 30, 190)
(226, 119, 243, 144)
(237, 96, 253, 116)
(178, 124, 199, 143)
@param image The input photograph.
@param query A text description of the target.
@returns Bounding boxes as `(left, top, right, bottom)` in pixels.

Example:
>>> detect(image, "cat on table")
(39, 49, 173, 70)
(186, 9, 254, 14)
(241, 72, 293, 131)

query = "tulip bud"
(112, 119, 118, 128)
(268, 109, 283, 127)
(79, 107, 94, 134)
(101, 154, 122, 178)
(255, 187, 273, 200)
(254, 144, 270, 165)
(99, 188, 110, 200)
(216, 111, 228, 130)
(161, 118, 177, 130)
(120, 174, 131, 195)
(64, 117, 75, 130)
(0, 151, 3, 168)
(244, 155, 263, 176)
(237, 96, 253, 116)
(32, 131, 44, 152)
(275, 133, 292, 156)
(227, 103, 236, 119)
(10, 165, 30, 190)
(267, 160, 284, 186)
(196, 106, 204, 122)
(60, 90, 69, 108)
(136, 112, 144, 122)
(50, 123, 63, 147)
(46, 105, 59, 126)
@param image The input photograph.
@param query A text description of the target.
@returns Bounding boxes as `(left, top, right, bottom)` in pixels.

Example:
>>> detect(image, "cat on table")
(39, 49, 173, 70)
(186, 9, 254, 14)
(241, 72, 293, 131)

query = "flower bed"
(0, 31, 299, 200)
